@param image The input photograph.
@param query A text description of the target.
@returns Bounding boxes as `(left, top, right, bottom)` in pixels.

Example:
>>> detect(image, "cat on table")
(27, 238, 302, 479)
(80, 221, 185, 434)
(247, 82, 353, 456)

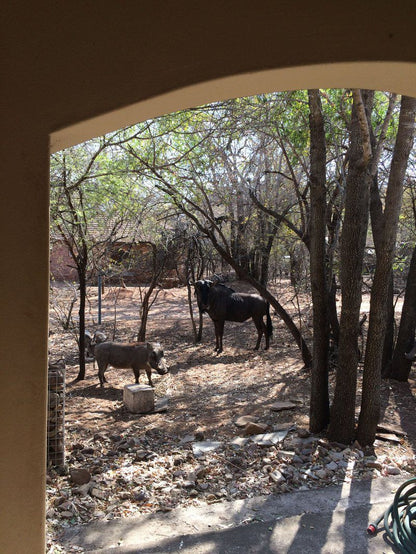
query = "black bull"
(193, 280, 273, 353)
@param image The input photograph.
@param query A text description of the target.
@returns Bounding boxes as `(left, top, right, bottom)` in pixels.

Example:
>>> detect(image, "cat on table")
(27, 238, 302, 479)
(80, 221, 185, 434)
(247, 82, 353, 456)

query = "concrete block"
(123, 384, 154, 413)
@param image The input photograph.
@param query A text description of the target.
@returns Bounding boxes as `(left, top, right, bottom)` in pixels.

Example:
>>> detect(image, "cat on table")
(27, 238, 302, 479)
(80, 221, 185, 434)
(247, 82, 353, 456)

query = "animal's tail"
(266, 303, 273, 338)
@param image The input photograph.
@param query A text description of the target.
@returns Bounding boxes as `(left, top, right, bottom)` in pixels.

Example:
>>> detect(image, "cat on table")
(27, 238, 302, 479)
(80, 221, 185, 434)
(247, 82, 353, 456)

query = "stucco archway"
(1, 3, 416, 552)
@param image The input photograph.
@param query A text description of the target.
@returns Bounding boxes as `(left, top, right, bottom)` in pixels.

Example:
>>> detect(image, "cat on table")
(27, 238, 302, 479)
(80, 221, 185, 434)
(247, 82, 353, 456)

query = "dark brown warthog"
(94, 341, 168, 387)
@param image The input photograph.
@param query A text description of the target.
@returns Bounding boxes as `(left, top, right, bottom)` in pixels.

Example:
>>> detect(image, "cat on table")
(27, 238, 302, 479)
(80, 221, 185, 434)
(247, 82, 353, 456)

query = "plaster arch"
(51, 61, 416, 152)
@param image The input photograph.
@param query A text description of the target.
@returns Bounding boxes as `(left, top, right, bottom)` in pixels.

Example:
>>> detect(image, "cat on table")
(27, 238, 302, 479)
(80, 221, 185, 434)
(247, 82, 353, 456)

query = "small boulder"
(243, 422, 269, 436)
(235, 415, 258, 428)
(69, 468, 91, 486)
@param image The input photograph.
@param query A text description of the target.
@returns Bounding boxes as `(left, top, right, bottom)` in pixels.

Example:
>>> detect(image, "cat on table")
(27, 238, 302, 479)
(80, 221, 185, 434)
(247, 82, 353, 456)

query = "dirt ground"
(47, 281, 416, 552)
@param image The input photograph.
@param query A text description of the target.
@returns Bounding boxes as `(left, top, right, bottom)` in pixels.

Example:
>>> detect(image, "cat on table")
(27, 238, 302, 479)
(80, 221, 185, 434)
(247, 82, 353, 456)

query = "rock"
(230, 437, 249, 448)
(134, 450, 150, 461)
(90, 488, 108, 500)
(251, 430, 291, 446)
(69, 468, 91, 485)
(179, 434, 195, 444)
(315, 469, 328, 479)
(365, 461, 383, 470)
(154, 397, 169, 413)
(301, 468, 319, 480)
(192, 441, 222, 457)
(72, 483, 91, 496)
(326, 461, 338, 471)
(81, 447, 95, 455)
(269, 470, 286, 484)
(195, 466, 209, 479)
(386, 465, 401, 475)
(375, 432, 402, 444)
(182, 480, 196, 489)
(173, 456, 185, 466)
(377, 423, 406, 437)
(329, 451, 344, 461)
(235, 415, 258, 428)
(297, 428, 311, 438)
(243, 422, 269, 436)
(270, 401, 297, 412)
(131, 488, 149, 502)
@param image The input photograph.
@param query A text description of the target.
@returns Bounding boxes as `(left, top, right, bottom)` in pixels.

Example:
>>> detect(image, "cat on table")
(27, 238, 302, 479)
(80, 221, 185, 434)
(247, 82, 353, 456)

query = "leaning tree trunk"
(328, 90, 372, 445)
(308, 89, 330, 433)
(357, 95, 416, 445)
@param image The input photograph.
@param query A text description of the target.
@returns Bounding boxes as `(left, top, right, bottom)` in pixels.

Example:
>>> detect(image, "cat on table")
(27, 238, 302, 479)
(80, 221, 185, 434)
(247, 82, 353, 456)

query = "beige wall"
(1, 2, 416, 552)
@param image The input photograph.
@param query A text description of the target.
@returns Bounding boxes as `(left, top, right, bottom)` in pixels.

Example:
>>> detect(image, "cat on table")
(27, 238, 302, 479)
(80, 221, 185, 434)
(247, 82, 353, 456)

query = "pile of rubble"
(47, 413, 415, 550)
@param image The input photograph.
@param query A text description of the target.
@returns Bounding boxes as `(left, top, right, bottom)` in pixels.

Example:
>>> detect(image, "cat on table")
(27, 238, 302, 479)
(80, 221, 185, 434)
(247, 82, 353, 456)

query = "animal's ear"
(212, 275, 220, 285)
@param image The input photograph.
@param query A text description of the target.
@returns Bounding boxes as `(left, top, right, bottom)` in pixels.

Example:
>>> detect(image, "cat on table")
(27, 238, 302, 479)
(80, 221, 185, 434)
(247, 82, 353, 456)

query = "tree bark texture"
(76, 269, 87, 380)
(308, 90, 330, 432)
(357, 95, 416, 445)
(388, 243, 416, 380)
(328, 91, 372, 444)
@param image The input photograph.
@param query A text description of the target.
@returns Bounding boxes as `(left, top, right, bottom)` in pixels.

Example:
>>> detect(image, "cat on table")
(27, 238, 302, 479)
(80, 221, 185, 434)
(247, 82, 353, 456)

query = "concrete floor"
(62, 475, 408, 553)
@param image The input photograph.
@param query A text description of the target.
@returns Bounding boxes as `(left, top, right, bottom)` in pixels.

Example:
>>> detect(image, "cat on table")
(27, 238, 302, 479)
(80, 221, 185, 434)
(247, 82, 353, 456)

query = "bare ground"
(47, 282, 416, 552)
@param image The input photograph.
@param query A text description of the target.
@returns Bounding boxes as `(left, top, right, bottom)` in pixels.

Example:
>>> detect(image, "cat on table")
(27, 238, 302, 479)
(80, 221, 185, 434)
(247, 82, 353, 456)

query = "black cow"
(193, 279, 273, 353)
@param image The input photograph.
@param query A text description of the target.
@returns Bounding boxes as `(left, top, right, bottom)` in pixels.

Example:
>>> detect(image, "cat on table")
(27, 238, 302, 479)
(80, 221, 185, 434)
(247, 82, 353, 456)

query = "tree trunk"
(357, 95, 416, 445)
(137, 283, 156, 341)
(388, 243, 416, 380)
(328, 91, 372, 444)
(76, 268, 87, 381)
(369, 170, 396, 370)
(308, 89, 330, 433)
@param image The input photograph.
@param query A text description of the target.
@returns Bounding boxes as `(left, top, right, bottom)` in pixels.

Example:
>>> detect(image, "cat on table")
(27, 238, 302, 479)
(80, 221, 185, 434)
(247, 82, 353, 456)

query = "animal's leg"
(253, 317, 263, 350)
(214, 320, 224, 353)
(133, 367, 141, 384)
(145, 363, 154, 387)
(263, 318, 270, 349)
(98, 363, 108, 387)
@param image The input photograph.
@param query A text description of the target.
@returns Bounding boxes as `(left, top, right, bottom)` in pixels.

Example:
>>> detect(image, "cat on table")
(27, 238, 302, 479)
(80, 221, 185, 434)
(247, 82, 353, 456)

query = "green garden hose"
(367, 477, 416, 553)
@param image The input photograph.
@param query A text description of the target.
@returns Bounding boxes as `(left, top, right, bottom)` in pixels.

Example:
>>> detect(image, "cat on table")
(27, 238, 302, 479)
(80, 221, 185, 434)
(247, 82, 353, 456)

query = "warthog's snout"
(149, 343, 169, 375)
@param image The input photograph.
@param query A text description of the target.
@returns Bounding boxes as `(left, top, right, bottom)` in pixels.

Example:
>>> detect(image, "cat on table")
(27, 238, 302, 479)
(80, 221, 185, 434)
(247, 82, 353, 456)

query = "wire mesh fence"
(47, 359, 66, 468)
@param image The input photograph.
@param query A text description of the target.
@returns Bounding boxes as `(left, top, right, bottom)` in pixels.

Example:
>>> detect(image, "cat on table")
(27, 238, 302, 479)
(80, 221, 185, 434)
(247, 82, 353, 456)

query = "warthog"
(94, 341, 168, 387)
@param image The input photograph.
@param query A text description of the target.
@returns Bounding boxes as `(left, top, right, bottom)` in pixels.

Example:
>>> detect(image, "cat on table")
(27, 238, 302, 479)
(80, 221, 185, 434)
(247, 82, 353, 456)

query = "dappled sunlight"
(49, 283, 416, 552)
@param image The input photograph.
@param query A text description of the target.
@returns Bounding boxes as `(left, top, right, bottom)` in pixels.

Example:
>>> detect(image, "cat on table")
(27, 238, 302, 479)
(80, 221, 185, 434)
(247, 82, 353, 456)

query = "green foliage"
(50, 89, 412, 286)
